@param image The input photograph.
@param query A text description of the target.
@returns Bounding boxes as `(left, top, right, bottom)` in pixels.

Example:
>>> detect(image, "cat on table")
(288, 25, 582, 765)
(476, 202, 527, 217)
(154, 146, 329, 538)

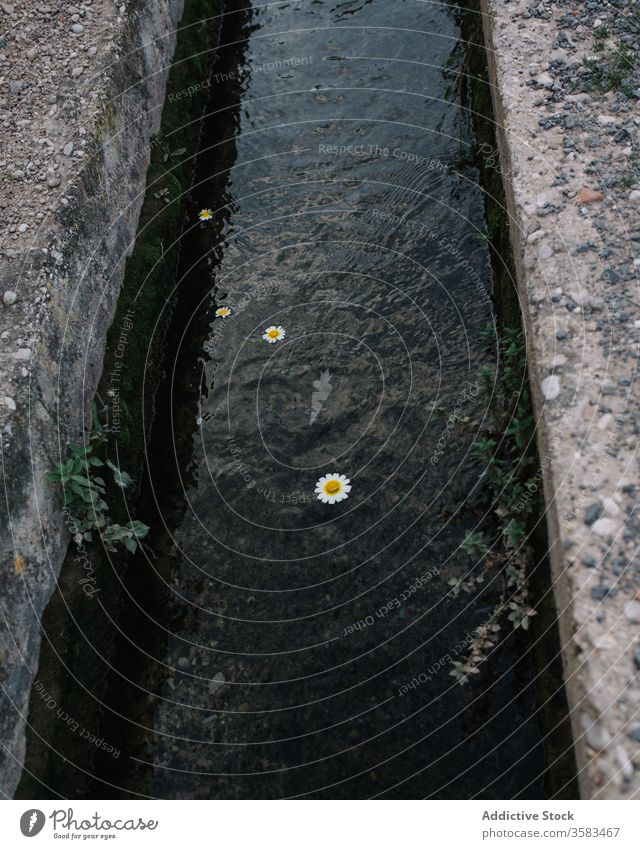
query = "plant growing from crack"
(47, 403, 149, 553)
(449, 326, 538, 684)
(472, 221, 498, 243)
(582, 49, 635, 96)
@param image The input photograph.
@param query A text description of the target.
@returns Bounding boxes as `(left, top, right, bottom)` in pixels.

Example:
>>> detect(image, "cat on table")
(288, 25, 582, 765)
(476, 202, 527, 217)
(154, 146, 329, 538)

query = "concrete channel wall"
(0, 0, 184, 798)
(480, 0, 640, 799)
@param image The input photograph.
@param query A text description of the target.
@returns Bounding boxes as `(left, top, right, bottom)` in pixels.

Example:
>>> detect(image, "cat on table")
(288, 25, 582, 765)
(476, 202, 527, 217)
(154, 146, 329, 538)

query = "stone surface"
(624, 601, 640, 625)
(584, 503, 602, 526)
(541, 374, 560, 400)
(576, 187, 603, 204)
(593, 518, 618, 538)
(208, 672, 227, 695)
(584, 719, 611, 752)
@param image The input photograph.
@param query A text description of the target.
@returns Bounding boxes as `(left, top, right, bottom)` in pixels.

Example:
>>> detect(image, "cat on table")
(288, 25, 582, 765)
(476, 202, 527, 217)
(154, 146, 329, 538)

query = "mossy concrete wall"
(0, 0, 184, 797)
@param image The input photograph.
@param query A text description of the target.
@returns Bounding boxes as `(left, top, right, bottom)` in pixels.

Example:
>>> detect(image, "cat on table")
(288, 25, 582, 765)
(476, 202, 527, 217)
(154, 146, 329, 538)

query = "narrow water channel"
(19, 0, 574, 800)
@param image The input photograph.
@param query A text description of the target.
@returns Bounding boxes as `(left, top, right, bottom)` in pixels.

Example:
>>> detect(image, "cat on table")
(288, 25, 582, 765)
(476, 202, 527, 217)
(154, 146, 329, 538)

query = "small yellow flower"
(262, 325, 285, 343)
(198, 208, 214, 222)
(215, 306, 232, 318)
(14, 555, 26, 574)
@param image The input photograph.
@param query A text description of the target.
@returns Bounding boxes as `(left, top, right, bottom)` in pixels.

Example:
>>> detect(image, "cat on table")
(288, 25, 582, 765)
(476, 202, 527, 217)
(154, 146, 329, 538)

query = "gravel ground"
(482, 0, 640, 798)
(0, 0, 123, 421)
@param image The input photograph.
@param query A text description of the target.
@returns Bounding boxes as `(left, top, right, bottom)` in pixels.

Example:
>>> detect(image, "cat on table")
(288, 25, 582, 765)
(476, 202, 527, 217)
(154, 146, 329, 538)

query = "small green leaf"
(106, 459, 132, 489)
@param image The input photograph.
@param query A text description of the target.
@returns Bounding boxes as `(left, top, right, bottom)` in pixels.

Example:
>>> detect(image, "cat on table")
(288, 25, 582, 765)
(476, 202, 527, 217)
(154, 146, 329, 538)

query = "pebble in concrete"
(593, 517, 618, 538)
(541, 375, 560, 400)
(624, 601, 640, 624)
(584, 720, 611, 751)
(584, 503, 602, 525)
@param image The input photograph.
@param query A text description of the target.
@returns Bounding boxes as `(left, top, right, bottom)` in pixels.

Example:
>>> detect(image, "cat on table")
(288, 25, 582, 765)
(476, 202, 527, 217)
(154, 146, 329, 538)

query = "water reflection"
(139, 0, 545, 799)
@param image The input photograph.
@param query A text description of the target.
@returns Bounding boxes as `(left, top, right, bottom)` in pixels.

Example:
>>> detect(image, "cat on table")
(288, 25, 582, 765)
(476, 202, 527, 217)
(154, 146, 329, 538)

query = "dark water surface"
(97, 0, 548, 798)
(94, 0, 550, 799)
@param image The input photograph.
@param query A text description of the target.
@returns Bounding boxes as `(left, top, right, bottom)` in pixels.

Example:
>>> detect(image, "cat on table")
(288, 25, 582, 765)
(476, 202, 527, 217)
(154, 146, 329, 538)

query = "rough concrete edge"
(0, 0, 185, 798)
(477, 0, 588, 790)
(479, 0, 639, 800)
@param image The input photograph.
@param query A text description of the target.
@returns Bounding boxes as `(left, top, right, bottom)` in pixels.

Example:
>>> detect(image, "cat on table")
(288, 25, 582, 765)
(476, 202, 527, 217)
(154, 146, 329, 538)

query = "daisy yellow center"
(268, 329, 280, 338)
(324, 480, 342, 495)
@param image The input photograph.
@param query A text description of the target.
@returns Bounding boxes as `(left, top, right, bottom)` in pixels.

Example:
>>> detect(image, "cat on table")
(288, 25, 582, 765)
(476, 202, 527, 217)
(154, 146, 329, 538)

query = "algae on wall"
(100, 0, 225, 485)
(16, 0, 224, 799)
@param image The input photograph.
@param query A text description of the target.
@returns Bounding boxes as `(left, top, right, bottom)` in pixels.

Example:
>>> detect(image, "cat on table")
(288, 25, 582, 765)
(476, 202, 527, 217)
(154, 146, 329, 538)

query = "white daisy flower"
(198, 208, 214, 221)
(262, 325, 286, 343)
(215, 306, 232, 317)
(315, 473, 351, 504)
